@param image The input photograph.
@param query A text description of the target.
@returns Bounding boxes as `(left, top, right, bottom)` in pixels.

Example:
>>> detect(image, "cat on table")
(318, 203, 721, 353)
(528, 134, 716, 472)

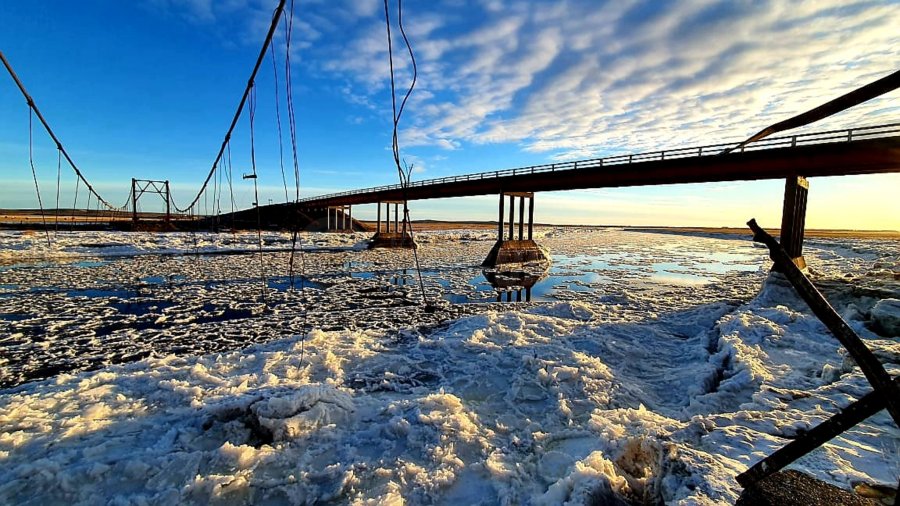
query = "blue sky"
(0, 0, 898, 229)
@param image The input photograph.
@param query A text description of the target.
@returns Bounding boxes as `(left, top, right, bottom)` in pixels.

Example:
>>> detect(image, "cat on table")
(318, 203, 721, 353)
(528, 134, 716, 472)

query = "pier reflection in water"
(482, 269, 548, 302)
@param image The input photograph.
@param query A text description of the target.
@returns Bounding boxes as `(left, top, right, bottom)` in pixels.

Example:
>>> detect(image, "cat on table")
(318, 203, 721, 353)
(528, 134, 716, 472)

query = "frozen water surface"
(0, 227, 898, 505)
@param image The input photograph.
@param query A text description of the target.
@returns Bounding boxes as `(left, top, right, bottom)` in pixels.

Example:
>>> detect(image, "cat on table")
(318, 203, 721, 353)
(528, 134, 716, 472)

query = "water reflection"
(483, 269, 548, 303)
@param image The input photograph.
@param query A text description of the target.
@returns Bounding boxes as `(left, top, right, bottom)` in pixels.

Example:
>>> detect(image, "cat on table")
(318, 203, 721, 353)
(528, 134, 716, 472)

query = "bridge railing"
(299, 123, 900, 203)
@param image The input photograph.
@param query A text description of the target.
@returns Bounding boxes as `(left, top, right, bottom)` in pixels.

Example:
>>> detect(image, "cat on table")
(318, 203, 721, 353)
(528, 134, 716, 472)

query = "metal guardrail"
(299, 123, 900, 203)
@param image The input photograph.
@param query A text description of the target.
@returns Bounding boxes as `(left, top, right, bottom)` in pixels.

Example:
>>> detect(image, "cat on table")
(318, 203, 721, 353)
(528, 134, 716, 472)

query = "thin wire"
(71, 176, 80, 223)
(249, 86, 268, 300)
(270, 42, 289, 203)
(27, 110, 51, 246)
(382, 0, 430, 308)
(226, 142, 236, 230)
(54, 148, 61, 233)
(172, 0, 287, 213)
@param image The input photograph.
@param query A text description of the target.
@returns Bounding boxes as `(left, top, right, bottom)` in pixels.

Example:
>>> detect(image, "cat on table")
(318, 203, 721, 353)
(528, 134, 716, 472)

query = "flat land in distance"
(3, 210, 896, 239)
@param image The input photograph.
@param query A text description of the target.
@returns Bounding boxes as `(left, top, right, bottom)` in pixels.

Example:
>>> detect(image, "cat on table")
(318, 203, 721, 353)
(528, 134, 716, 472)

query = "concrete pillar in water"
(508, 195, 515, 240)
(497, 193, 505, 242)
(483, 191, 548, 267)
(527, 196, 534, 240)
(376, 202, 381, 233)
(518, 196, 525, 240)
(780, 176, 809, 269)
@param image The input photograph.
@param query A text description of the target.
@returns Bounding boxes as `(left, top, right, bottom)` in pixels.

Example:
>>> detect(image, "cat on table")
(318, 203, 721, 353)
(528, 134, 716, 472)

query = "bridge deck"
(298, 125, 900, 208)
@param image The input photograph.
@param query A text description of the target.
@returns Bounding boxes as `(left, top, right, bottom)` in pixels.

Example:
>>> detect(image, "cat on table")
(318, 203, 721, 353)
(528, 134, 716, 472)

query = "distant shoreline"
(1, 211, 896, 240)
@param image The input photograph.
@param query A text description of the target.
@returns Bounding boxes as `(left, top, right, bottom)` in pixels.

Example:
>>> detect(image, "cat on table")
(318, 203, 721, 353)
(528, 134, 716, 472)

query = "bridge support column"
(483, 192, 548, 267)
(369, 201, 415, 249)
(780, 176, 809, 269)
(325, 205, 354, 232)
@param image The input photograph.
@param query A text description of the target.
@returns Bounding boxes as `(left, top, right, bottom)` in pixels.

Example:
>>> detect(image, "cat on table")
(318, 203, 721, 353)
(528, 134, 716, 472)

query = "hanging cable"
(54, 148, 61, 233)
(1, 50, 122, 212)
(382, 0, 431, 310)
(270, 42, 290, 203)
(172, 0, 287, 214)
(71, 176, 80, 224)
(248, 86, 268, 300)
(283, 0, 303, 290)
(27, 110, 51, 246)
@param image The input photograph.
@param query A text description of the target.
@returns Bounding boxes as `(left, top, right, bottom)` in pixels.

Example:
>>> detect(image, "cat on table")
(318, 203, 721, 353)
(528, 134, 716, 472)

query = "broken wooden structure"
(737, 219, 899, 504)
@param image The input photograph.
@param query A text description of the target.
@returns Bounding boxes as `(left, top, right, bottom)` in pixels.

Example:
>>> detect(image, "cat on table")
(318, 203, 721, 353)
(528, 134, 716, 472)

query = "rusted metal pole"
(131, 179, 138, 223)
(528, 196, 534, 240)
(737, 376, 900, 487)
(497, 193, 505, 242)
(164, 181, 171, 223)
(518, 196, 525, 240)
(748, 219, 900, 424)
(508, 195, 515, 240)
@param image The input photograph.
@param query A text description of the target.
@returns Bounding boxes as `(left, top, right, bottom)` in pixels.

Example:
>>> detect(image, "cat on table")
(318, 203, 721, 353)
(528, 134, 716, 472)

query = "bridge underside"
(296, 138, 900, 208)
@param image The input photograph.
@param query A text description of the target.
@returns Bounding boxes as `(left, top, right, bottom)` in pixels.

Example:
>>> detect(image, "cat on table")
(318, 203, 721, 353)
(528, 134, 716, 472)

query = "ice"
(0, 227, 898, 504)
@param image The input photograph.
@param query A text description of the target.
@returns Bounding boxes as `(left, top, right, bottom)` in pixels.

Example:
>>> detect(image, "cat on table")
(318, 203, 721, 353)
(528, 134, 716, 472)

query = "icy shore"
(0, 228, 897, 504)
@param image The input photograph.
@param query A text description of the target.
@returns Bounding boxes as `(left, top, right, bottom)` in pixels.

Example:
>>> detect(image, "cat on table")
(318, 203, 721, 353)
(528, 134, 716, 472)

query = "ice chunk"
(870, 298, 900, 336)
(250, 384, 354, 441)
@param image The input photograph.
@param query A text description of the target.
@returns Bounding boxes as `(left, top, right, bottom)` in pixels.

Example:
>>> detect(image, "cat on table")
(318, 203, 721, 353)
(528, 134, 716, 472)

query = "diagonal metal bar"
(747, 219, 900, 425)
(737, 375, 900, 487)
(723, 69, 900, 154)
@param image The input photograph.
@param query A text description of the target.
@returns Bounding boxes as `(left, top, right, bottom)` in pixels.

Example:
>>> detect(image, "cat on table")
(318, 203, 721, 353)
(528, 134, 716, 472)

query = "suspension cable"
(27, 110, 51, 246)
(382, 0, 431, 309)
(1, 50, 121, 211)
(270, 42, 290, 203)
(173, 0, 287, 213)
(248, 86, 268, 300)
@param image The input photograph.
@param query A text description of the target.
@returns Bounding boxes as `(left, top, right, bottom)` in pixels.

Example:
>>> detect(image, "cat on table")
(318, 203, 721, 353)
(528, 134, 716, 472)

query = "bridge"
(290, 123, 900, 267)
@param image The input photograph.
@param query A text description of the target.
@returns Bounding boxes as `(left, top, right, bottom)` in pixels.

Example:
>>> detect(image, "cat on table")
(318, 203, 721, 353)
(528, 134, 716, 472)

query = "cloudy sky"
(0, 0, 898, 228)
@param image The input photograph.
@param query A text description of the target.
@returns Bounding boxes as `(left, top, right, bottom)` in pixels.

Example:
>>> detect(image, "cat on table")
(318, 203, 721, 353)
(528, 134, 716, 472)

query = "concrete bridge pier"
(779, 176, 809, 269)
(482, 192, 549, 267)
(369, 201, 415, 248)
(325, 205, 354, 232)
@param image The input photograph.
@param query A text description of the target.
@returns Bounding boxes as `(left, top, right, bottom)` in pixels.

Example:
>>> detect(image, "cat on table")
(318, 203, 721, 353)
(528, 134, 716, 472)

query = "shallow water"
(0, 228, 774, 388)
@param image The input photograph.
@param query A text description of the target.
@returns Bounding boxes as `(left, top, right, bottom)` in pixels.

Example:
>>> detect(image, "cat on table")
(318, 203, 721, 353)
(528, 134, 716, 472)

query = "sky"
(0, 0, 898, 229)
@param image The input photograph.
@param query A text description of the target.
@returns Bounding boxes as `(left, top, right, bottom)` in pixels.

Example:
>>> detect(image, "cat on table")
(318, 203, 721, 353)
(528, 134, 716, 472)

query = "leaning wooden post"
(738, 375, 900, 487)
(748, 218, 900, 424)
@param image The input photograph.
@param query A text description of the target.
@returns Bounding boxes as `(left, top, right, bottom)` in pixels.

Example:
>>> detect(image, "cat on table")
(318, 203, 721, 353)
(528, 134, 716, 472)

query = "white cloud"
(310, 0, 899, 158)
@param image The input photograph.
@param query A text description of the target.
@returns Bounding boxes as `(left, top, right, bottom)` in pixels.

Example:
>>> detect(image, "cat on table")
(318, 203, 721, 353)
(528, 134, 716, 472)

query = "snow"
(0, 227, 898, 504)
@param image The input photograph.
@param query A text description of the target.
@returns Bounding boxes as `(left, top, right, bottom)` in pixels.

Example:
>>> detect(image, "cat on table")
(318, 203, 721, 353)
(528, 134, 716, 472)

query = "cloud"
(154, 0, 899, 161)
(307, 0, 899, 158)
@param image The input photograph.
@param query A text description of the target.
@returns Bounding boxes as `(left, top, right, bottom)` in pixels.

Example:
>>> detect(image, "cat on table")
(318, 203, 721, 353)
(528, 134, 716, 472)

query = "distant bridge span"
(298, 125, 900, 208)
(284, 124, 900, 267)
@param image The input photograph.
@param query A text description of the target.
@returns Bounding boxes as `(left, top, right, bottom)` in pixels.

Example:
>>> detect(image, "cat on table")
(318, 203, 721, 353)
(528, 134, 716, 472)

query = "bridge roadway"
(297, 124, 900, 208)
